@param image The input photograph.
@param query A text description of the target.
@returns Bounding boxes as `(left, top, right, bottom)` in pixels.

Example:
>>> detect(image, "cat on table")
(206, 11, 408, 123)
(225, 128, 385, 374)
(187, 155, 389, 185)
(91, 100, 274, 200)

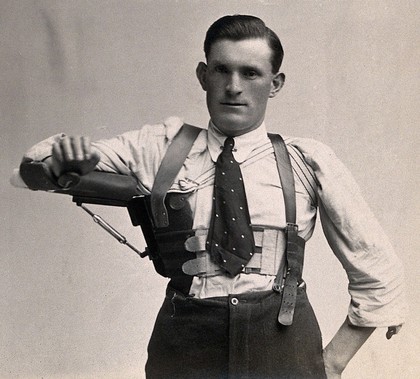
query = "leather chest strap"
(268, 133, 305, 326)
(150, 124, 202, 228)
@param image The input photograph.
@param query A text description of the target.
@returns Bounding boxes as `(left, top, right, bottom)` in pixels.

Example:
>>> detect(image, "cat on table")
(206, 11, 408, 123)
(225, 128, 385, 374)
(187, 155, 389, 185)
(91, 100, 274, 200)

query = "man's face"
(197, 38, 284, 136)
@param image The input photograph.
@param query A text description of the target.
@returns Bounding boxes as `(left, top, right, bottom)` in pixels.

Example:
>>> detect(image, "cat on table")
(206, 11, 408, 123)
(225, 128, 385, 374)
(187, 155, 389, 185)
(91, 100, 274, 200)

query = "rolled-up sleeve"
(290, 137, 407, 327)
(23, 133, 66, 161)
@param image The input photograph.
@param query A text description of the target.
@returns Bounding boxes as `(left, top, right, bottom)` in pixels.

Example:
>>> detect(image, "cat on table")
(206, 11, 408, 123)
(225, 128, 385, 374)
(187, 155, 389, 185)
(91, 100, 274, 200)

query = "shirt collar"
(207, 120, 268, 163)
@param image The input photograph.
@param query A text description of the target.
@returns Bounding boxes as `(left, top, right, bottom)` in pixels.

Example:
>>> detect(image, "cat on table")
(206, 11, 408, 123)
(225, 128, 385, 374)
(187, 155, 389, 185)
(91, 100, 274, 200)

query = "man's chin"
(212, 119, 257, 137)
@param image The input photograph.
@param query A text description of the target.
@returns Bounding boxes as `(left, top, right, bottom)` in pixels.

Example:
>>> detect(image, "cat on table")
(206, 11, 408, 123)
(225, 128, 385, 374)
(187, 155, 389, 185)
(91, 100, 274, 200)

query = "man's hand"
(386, 325, 402, 340)
(51, 136, 100, 178)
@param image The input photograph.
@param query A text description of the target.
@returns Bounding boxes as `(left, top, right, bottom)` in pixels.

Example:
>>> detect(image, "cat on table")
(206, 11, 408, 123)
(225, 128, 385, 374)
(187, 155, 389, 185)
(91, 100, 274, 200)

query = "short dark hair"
(204, 15, 284, 73)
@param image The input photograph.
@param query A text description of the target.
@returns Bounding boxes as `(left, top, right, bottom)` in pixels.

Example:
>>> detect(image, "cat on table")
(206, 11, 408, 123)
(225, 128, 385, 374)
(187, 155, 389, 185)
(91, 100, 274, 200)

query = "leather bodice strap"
(150, 123, 202, 228)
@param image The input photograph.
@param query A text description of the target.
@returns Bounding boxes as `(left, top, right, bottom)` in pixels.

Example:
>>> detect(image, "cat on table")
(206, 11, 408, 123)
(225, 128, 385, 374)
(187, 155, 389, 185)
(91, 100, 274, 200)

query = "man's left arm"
(288, 137, 407, 375)
(322, 319, 375, 378)
(322, 318, 403, 378)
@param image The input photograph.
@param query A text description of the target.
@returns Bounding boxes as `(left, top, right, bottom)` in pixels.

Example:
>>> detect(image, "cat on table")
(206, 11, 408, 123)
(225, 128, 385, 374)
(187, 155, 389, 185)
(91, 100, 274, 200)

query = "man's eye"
(244, 70, 258, 79)
(215, 66, 227, 74)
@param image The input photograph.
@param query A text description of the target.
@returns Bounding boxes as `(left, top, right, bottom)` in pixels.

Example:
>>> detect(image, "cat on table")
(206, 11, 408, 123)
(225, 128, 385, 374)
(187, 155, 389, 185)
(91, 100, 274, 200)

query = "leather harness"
(127, 124, 306, 325)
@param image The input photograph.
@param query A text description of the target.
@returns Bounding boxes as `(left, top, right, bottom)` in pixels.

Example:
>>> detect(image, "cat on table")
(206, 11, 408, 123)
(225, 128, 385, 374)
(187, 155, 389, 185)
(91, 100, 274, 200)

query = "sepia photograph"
(1, 1, 419, 378)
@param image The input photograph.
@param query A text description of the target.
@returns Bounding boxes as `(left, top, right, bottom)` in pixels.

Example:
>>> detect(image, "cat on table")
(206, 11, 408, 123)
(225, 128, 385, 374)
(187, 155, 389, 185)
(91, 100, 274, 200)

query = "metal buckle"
(286, 223, 298, 232)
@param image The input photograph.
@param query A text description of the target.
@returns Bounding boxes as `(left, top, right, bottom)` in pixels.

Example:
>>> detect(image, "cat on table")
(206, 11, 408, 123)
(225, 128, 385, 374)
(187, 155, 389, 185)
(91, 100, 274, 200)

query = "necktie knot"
(223, 137, 235, 153)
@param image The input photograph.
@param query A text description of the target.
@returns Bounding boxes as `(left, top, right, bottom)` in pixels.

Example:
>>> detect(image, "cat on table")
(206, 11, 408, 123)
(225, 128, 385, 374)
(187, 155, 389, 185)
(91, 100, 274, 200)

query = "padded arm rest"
(19, 160, 140, 206)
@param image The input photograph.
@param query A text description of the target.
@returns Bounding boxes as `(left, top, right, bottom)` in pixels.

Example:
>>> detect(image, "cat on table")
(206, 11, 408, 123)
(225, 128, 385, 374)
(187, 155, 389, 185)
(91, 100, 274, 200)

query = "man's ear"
(196, 62, 208, 91)
(269, 72, 285, 98)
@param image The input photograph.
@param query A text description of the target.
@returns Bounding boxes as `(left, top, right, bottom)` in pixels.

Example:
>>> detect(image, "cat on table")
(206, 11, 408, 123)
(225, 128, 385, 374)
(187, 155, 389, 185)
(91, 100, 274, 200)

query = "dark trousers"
(146, 285, 326, 379)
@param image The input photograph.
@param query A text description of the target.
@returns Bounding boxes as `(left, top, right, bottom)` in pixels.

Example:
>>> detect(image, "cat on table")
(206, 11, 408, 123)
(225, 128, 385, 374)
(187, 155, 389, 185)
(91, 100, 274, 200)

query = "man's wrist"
(323, 346, 346, 375)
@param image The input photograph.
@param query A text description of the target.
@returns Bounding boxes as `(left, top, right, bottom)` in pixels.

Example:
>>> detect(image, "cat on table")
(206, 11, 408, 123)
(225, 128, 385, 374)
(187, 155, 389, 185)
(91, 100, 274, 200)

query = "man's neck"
(207, 120, 269, 163)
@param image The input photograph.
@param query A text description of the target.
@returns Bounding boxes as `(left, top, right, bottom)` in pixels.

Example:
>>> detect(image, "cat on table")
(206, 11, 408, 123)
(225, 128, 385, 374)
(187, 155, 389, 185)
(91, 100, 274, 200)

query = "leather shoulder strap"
(151, 123, 202, 228)
(268, 133, 296, 225)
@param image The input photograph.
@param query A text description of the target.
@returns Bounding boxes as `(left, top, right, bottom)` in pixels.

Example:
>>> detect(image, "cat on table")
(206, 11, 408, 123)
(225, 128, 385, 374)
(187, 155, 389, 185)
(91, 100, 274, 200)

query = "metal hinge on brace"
(78, 203, 148, 258)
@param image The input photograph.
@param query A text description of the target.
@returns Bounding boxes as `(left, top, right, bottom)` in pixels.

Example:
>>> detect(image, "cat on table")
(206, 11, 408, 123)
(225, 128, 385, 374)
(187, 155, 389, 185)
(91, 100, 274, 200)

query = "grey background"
(1, 1, 419, 378)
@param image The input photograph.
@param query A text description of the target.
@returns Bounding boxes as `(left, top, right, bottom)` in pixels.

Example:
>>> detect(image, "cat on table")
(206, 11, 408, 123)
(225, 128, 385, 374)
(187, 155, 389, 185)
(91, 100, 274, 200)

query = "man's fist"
(51, 136, 100, 178)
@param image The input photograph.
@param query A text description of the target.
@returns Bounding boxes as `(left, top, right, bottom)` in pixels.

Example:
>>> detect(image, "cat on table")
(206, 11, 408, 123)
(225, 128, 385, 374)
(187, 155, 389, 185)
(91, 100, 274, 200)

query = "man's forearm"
(323, 318, 375, 378)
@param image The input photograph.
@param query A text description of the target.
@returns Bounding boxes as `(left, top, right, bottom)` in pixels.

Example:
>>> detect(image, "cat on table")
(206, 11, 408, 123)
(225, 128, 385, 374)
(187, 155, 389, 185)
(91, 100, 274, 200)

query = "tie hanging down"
(206, 137, 255, 276)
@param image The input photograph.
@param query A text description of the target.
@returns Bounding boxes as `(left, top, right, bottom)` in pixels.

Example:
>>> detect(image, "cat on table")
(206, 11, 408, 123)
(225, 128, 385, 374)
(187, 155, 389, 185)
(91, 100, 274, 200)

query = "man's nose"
(225, 73, 242, 94)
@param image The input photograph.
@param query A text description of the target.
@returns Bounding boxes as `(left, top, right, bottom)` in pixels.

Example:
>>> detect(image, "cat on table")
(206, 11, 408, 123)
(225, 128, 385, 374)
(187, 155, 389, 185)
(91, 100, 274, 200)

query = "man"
(16, 15, 405, 379)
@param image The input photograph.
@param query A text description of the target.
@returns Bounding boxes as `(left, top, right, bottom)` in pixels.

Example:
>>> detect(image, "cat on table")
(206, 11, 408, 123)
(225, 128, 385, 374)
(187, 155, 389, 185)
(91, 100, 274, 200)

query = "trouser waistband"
(146, 283, 326, 379)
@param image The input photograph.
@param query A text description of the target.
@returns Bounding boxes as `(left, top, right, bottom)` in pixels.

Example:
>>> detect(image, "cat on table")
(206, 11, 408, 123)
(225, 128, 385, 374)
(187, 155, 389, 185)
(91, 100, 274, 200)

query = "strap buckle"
(286, 223, 298, 233)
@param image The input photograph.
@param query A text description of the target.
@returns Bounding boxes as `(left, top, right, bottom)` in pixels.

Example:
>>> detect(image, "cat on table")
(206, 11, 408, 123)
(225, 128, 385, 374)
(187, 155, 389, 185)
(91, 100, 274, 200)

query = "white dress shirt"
(18, 116, 407, 327)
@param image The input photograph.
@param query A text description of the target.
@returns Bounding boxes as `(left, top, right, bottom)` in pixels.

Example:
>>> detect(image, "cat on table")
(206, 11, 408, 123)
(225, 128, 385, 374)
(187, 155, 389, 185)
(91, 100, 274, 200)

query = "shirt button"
(231, 297, 239, 306)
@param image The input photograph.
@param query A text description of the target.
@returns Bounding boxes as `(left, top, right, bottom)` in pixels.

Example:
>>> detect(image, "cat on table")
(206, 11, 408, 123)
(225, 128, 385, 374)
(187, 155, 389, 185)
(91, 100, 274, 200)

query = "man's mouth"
(220, 102, 246, 107)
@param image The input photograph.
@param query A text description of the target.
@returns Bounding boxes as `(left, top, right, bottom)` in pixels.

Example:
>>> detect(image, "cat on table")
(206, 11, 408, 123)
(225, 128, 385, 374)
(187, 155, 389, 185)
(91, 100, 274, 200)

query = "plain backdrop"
(1, 1, 419, 378)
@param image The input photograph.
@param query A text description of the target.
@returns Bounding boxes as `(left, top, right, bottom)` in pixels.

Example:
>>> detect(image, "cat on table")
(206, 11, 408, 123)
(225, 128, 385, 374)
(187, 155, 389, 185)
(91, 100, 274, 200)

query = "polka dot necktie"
(206, 137, 255, 276)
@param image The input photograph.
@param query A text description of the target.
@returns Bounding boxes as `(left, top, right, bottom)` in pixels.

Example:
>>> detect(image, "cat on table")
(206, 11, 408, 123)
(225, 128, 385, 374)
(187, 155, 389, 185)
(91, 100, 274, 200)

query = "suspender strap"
(150, 124, 202, 228)
(268, 134, 305, 326)
(268, 134, 296, 225)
